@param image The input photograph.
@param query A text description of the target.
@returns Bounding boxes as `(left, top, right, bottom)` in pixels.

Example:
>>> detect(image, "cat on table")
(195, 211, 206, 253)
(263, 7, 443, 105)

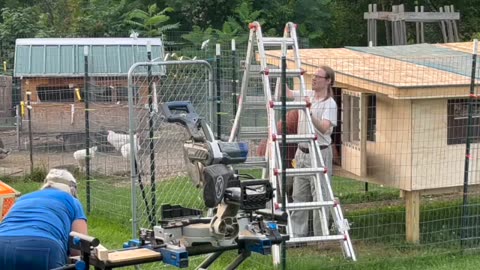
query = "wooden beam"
(364, 11, 460, 22)
(360, 93, 368, 177)
(415, 6, 420, 43)
(439, 7, 448, 43)
(451, 5, 460, 41)
(405, 190, 421, 243)
(445, 6, 455, 42)
(392, 5, 399, 45)
(94, 244, 109, 261)
(373, 4, 378, 46)
(420, 6, 425, 43)
(368, 4, 373, 45)
(399, 4, 407, 45)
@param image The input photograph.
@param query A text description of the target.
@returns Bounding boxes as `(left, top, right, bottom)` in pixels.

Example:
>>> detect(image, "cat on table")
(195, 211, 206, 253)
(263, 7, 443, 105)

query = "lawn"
(2, 170, 480, 269)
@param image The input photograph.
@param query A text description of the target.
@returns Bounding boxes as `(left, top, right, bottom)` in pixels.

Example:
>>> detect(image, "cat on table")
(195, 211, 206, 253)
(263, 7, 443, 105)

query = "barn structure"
(14, 38, 164, 150)
(266, 42, 480, 243)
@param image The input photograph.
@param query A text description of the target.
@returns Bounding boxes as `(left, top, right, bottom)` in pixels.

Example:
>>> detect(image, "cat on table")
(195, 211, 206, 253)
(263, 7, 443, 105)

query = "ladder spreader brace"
(229, 21, 357, 264)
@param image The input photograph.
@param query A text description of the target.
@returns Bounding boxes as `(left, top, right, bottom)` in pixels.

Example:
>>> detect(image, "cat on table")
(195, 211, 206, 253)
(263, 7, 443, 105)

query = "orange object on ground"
(0, 181, 21, 220)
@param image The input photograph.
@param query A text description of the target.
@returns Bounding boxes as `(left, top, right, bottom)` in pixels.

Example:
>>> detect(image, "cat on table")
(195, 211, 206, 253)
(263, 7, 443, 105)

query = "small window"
(343, 95, 360, 144)
(116, 87, 129, 102)
(37, 86, 74, 102)
(367, 95, 376, 142)
(447, 99, 480, 145)
(87, 86, 112, 102)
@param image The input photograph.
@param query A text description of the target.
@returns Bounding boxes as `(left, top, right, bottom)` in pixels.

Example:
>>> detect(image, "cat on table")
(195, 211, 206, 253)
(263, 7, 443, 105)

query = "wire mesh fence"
(127, 60, 213, 232)
(0, 30, 479, 269)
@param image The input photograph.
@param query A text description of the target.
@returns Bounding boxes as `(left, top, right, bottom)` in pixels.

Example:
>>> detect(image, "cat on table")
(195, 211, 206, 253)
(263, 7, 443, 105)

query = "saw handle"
(160, 101, 204, 141)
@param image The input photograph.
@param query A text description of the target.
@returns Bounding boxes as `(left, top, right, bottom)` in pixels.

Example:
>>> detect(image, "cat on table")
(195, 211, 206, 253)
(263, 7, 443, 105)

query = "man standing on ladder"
(287, 66, 338, 237)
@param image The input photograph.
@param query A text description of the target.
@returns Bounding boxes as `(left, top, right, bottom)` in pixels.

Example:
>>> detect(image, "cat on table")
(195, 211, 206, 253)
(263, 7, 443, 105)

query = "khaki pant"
(291, 146, 333, 237)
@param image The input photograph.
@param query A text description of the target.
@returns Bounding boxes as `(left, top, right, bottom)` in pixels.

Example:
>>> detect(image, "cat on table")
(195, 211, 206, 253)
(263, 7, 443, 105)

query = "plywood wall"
(366, 95, 412, 190)
(27, 103, 130, 133)
(411, 99, 480, 189)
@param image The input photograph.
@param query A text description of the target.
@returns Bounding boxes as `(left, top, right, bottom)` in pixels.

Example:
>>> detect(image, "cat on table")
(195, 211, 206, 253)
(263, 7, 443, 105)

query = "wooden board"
(437, 42, 476, 54)
(107, 248, 161, 263)
(264, 46, 475, 98)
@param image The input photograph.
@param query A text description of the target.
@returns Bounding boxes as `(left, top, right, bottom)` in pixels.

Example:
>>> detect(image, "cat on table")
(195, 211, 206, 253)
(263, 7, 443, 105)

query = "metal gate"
(127, 60, 213, 236)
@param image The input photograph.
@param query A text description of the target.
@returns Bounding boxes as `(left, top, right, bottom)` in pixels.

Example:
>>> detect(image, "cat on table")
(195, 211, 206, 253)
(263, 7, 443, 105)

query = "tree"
(125, 3, 180, 37)
(70, 0, 133, 37)
(0, 7, 42, 39)
(181, 25, 214, 49)
(165, 0, 241, 30)
(0, 7, 43, 66)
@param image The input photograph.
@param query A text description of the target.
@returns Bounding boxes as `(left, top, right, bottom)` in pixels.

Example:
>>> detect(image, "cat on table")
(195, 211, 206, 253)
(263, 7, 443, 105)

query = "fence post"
(84, 46, 91, 214)
(147, 42, 157, 228)
(26, 91, 33, 174)
(216, 43, 221, 139)
(231, 39, 237, 116)
(461, 39, 478, 247)
(15, 105, 20, 150)
(281, 55, 287, 270)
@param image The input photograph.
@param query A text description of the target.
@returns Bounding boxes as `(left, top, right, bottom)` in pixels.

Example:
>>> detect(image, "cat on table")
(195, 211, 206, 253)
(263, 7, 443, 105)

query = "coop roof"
(264, 42, 479, 99)
(14, 38, 165, 77)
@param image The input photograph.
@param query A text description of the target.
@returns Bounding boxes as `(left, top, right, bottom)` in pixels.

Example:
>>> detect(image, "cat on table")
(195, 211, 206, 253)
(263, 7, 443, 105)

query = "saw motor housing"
(159, 101, 276, 247)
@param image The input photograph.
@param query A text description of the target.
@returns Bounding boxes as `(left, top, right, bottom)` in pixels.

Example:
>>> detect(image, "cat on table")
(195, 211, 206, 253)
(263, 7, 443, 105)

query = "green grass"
(3, 171, 480, 269)
(333, 176, 400, 204)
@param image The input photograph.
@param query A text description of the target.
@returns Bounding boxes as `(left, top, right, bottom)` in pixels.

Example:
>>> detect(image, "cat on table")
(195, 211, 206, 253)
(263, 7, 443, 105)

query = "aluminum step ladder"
(229, 21, 356, 263)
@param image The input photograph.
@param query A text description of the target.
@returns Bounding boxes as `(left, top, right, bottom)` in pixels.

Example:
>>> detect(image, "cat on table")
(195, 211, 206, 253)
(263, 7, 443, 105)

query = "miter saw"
(57, 101, 287, 270)
(135, 101, 287, 267)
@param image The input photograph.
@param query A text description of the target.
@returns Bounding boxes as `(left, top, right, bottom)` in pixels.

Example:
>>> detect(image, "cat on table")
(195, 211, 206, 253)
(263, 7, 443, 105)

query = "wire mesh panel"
(259, 46, 480, 268)
(127, 60, 213, 232)
(2, 32, 480, 269)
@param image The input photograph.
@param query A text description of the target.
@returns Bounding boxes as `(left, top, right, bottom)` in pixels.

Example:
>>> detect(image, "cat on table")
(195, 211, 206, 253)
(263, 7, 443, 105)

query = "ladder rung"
(239, 126, 268, 139)
(233, 156, 268, 169)
(288, 235, 346, 243)
(262, 37, 295, 47)
(264, 69, 304, 78)
(273, 134, 316, 143)
(247, 64, 279, 77)
(281, 167, 326, 177)
(285, 201, 334, 211)
(244, 95, 267, 110)
(270, 101, 307, 110)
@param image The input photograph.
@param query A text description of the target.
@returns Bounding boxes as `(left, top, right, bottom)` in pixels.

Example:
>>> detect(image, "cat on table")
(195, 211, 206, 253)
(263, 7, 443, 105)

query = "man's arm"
(70, 219, 88, 256)
(285, 84, 294, 99)
(311, 114, 333, 134)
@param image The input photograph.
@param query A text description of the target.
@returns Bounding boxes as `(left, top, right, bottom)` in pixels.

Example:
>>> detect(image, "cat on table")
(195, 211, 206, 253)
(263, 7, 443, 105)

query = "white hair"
(40, 169, 78, 197)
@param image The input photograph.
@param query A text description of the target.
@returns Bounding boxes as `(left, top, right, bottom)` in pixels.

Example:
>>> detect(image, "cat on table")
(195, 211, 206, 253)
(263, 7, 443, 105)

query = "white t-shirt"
(294, 90, 337, 146)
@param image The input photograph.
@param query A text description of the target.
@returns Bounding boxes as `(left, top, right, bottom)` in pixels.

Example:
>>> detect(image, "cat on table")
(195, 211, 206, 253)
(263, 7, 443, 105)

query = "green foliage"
(24, 166, 48, 182)
(181, 25, 215, 50)
(0, 7, 42, 39)
(165, 0, 241, 30)
(125, 3, 180, 37)
(234, 0, 264, 27)
(1, 0, 480, 49)
(69, 0, 132, 37)
(180, 1, 259, 50)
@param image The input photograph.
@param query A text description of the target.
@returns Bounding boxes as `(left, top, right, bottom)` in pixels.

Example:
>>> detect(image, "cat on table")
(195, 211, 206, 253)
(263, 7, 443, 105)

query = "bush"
(25, 166, 48, 182)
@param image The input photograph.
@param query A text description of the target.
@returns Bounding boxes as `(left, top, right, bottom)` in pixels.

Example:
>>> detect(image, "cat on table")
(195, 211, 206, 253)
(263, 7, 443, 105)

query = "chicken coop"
(14, 38, 164, 151)
(265, 42, 480, 242)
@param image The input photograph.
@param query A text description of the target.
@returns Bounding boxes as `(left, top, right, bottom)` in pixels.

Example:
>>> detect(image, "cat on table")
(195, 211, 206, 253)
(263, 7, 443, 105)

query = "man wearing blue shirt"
(0, 169, 88, 269)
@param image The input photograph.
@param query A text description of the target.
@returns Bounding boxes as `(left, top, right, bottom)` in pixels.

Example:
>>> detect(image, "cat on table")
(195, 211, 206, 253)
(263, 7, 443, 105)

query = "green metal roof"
(14, 38, 165, 77)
